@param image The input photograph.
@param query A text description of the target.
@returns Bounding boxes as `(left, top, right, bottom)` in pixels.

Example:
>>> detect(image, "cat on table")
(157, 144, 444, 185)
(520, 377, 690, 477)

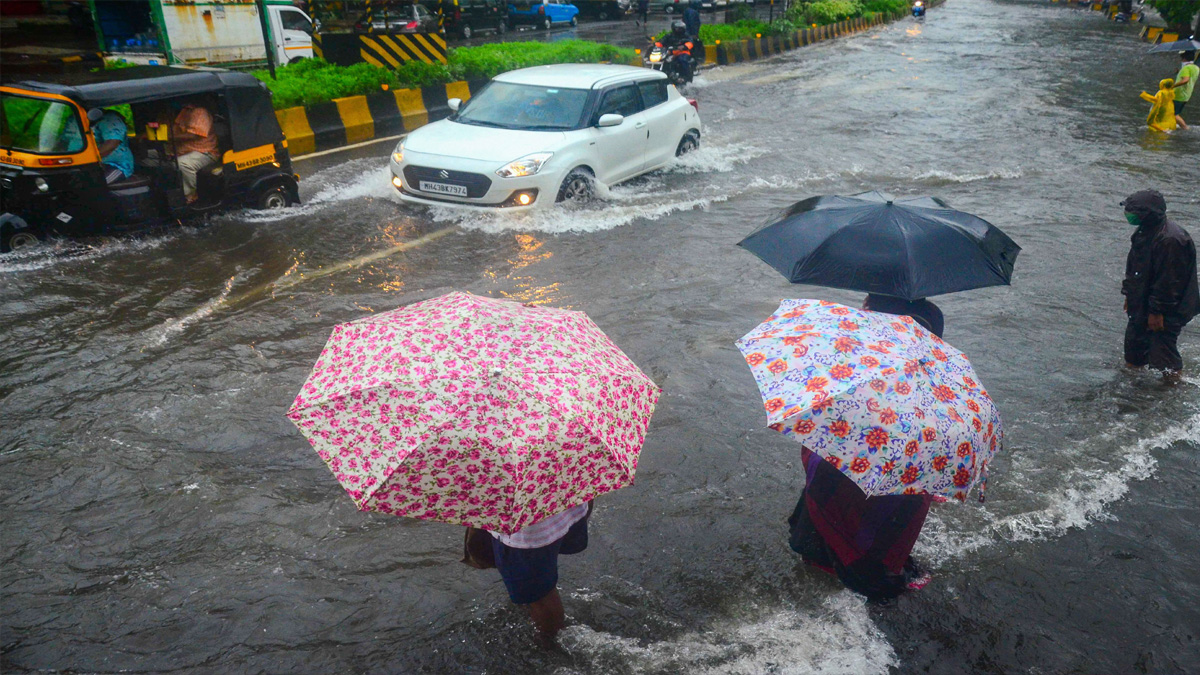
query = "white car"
(389, 64, 702, 209)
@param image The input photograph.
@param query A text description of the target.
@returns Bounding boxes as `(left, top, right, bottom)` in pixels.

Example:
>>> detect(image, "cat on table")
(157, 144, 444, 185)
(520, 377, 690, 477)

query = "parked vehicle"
(444, 0, 509, 39)
(354, 4, 440, 33)
(574, 0, 631, 20)
(389, 64, 701, 210)
(0, 67, 299, 252)
(911, 0, 926, 17)
(91, 0, 314, 68)
(507, 0, 580, 29)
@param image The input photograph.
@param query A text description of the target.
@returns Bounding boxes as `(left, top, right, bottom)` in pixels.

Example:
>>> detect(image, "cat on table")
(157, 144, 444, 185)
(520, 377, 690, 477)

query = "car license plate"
(419, 180, 468, 197)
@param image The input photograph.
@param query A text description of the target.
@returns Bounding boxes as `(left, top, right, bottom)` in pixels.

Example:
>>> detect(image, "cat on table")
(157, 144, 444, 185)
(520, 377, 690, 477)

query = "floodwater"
(3, 1, 1199, 672)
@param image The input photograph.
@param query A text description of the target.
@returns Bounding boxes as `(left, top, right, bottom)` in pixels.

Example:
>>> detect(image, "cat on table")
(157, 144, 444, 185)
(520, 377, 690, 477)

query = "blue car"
(508, 0, 580, 29)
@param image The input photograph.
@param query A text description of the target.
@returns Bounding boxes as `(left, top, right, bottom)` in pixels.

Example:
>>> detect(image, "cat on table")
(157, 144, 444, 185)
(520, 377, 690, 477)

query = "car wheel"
(676, 131, 700, 157)
(0, 227, 39, 254)
(556, 168, 595, 203)
(541, 17, 552, 29)
(461, 23, 472, 39)
(665, 4, 675, 12)
(569, 15, 578, 26)
(498, 20, 508, 34)
(254, 185, 290, 210)
(598, 10, 609, 19)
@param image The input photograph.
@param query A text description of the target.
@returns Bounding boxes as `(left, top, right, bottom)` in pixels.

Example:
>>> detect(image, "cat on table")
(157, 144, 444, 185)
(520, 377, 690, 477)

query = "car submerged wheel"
(541, 16, 552, 29)
(498, 20, 508, 34)
(461, 23, 472, 38)
(255, 185, 290, 210)
(556, 168, 595, 203)
(569, 15, 578, 26)
(676, 131, 700, 156)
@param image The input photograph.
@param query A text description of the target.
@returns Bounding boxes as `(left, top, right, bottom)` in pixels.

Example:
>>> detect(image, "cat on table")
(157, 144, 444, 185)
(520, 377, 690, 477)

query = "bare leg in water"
(527, 588, 565, 644)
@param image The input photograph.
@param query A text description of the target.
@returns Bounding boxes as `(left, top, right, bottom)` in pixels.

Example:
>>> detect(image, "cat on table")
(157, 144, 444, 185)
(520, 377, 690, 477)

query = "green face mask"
(1125, 212, 1141, 227)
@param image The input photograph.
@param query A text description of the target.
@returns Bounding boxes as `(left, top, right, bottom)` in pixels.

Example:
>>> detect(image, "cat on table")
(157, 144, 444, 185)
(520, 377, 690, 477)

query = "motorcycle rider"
(662, 20, 696, 83)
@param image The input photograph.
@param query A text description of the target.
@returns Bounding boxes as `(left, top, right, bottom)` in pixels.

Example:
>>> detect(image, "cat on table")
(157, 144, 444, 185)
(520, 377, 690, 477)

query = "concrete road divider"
(275, 80, 489, 157)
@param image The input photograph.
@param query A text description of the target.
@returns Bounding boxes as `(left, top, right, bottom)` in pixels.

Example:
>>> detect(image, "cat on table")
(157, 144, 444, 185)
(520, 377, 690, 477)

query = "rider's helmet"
(671, 20, 686, 37)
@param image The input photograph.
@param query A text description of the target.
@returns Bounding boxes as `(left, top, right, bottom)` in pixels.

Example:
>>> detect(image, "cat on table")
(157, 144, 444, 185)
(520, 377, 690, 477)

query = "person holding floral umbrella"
(737, 300, 1002, 600)
(288, 292, 660, 640)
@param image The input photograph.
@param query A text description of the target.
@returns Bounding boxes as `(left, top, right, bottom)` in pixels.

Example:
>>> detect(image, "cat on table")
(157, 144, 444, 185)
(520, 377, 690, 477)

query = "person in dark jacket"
(683, 0, 701, 39)
(636, 0, 649, 26)
(1120, 189, 1200, 378)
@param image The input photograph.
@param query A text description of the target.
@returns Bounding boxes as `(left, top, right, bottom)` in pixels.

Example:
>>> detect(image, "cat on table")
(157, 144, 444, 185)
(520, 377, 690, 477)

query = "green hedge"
(252, 40, 637, 109)
(783, 0, 913, 26)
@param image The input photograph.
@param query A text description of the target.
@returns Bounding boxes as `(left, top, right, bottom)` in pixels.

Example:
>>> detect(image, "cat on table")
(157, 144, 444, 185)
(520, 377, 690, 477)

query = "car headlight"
(392, 139, 405, 164)
(496, 152, 553, 179)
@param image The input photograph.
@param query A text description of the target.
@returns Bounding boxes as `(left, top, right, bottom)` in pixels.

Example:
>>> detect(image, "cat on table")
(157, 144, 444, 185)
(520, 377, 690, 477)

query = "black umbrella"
(738, 191, 1021, 301)
(1148, 38, 1200, 54)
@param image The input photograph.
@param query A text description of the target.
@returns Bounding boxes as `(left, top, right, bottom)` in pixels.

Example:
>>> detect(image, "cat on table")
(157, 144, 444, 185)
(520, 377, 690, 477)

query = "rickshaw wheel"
(255, 186, 290, 210)
(2, 230, 39, 253)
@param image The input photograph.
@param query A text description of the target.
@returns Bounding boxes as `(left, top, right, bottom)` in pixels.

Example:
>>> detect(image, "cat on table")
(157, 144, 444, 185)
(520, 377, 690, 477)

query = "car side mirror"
(448, 98, 462, 112)
(597, 113, 624, 127)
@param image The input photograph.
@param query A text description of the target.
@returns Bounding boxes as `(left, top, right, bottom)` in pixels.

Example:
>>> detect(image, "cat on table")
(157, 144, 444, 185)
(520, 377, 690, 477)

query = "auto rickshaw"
(0, 66, 299, 253)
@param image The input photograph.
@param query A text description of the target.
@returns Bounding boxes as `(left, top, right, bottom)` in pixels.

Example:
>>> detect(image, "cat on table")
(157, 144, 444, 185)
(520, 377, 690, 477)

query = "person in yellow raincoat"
(1141, 78, 1177, 132)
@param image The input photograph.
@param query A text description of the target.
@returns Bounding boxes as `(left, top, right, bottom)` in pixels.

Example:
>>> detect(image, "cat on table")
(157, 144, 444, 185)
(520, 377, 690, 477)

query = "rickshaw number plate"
(419, 181, 468, 197)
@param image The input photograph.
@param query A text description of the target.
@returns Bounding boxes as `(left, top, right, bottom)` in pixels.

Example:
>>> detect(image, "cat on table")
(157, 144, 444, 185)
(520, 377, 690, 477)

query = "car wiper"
(461, 119, 514, 129)
(515, 124, 569, 131)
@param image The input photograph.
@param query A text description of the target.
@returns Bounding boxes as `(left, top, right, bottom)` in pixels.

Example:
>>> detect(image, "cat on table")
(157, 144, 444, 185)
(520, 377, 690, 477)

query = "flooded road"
(3, 1, 1200, 672)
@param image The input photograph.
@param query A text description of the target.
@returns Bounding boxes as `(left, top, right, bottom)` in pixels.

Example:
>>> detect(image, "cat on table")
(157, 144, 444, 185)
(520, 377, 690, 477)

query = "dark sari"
(789, 446, 932, 600)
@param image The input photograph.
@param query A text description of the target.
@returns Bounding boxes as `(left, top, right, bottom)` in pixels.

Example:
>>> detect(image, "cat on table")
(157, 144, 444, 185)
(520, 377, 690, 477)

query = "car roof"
(494, 64, 667, 89)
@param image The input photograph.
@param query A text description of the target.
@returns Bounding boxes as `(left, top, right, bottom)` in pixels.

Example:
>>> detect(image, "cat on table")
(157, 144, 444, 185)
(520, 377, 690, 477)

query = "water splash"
(917, 412, 1200, 564)
(560, 591, 896, 675)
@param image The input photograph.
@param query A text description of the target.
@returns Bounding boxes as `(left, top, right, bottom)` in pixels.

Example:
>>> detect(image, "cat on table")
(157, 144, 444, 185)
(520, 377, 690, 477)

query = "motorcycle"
(912, 0, 925, 18)
(643, 39, 696, 87)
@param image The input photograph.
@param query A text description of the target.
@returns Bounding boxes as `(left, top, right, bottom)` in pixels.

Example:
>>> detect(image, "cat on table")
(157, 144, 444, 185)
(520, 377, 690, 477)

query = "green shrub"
(862, 0, 907, 13)
(254, 40, 637, 109)
(786, 0, 866, 25)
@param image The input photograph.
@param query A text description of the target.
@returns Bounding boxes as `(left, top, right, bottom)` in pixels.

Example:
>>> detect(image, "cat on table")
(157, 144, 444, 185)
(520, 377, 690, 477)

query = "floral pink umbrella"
(287, 292, 660, 534)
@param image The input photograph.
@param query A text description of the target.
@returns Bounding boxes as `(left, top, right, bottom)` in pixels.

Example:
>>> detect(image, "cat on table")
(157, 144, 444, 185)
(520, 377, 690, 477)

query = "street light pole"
(255, 0, 278, 78)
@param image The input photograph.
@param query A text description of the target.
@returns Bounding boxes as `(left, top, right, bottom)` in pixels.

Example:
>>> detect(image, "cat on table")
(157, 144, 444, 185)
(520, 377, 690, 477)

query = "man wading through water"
(1121, 190, 1200, 382)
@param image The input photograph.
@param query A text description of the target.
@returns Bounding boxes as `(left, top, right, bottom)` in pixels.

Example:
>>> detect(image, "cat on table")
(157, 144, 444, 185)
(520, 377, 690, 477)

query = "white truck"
(92, 0, 315, 69)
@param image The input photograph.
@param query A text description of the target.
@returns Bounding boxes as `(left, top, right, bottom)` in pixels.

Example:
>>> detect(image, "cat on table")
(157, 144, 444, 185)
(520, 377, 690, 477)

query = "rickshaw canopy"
(5, 67, 283, 153)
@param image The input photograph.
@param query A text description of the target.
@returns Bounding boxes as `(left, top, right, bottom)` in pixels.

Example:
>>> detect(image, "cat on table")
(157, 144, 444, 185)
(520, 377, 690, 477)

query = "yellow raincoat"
(1140, 78, 1177, 132)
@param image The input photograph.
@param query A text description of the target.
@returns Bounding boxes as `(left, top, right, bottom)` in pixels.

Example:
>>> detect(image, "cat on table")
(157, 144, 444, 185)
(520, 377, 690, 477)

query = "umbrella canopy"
(736, 299, 1003, 501)
(738, 191, 1021, 301)
(288, 292, 660, 534)
(1148, 39, 1200, 54)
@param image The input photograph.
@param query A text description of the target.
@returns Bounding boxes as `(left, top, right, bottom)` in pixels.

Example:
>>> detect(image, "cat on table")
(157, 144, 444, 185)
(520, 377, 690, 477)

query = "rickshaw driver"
(86, 108, 134, 184)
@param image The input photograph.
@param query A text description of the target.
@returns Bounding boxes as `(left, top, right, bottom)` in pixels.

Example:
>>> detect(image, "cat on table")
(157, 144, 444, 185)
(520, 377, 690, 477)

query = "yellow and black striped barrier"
(275, 79, 484, 156)
(707, 9, 910, 67)
(314, 31, 448, 67)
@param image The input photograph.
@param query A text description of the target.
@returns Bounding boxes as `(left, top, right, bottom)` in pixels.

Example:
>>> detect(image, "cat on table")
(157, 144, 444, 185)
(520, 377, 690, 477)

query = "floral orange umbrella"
(736, 299, 1003, 502)
(287, 291, 660, 534)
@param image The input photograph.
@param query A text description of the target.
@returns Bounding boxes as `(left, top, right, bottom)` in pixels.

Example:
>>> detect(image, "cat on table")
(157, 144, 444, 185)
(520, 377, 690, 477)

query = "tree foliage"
(1146, 0, 1200, 32)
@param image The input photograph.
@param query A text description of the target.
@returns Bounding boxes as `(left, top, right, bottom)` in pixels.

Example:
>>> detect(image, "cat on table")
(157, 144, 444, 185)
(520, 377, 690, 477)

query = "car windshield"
(0, 94, 86, 155)
(455, 82, 590, 131)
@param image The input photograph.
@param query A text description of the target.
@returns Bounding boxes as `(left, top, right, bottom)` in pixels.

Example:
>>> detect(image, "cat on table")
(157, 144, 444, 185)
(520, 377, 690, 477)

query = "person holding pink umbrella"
(289, 292, 660, 641)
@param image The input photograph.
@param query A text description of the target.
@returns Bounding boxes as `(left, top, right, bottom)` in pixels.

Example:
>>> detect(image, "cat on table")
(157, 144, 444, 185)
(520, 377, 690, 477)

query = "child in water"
(1141, 78, 1177, 132)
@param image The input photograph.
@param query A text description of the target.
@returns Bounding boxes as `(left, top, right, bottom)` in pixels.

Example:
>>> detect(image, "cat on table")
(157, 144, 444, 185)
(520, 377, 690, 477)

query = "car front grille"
(403, 165, 492, 199)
